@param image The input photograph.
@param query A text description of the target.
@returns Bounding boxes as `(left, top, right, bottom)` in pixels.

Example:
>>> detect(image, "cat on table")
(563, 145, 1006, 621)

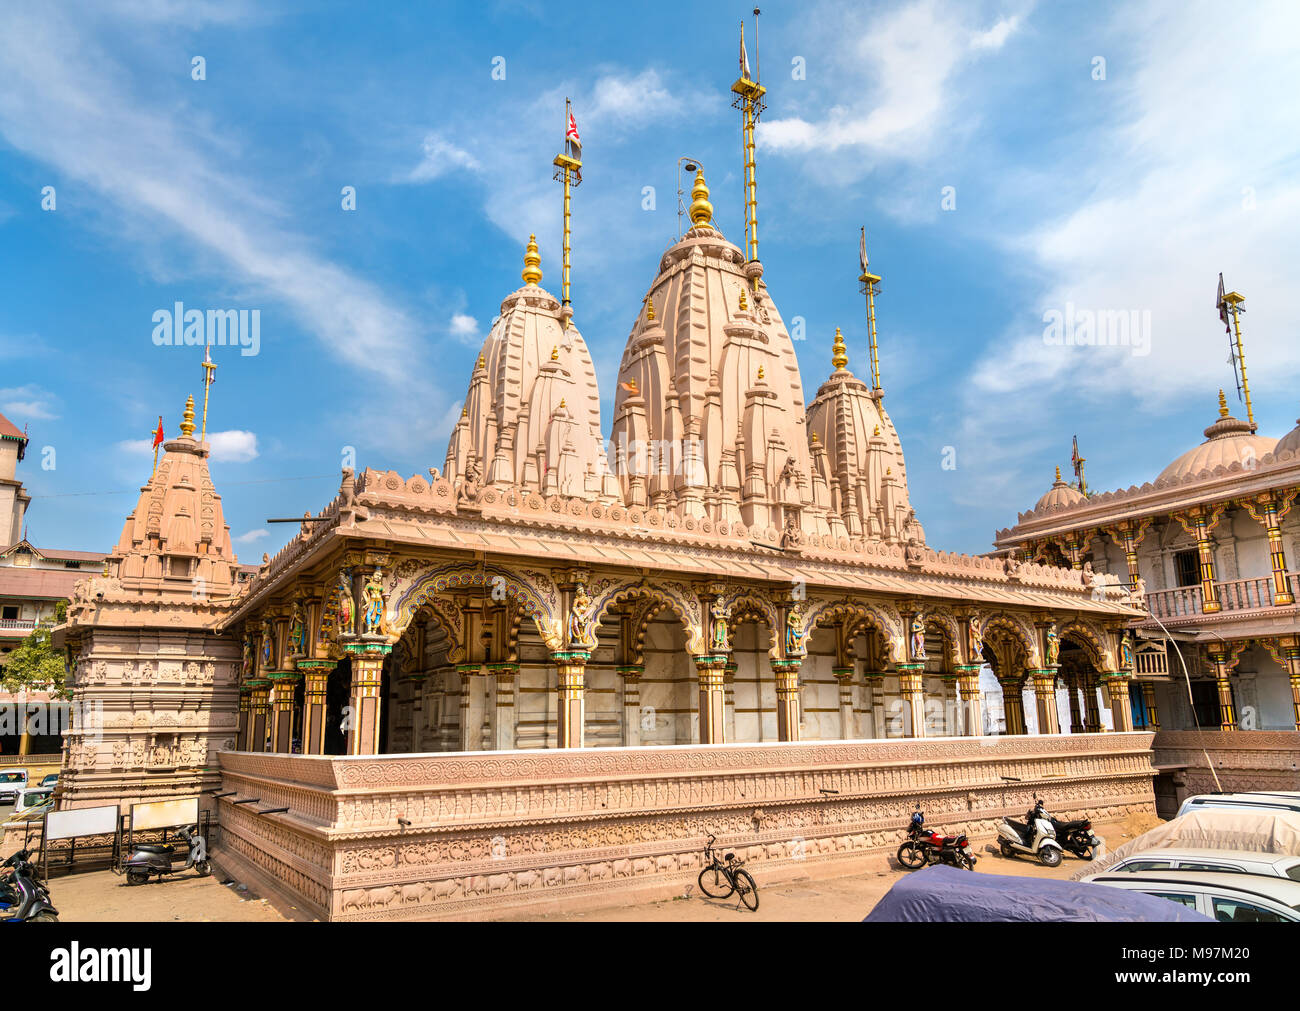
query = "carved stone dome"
(1275, 415, 1300, 458)
(1157, 391, 1277, 482)
(1034, 468, 1085, 512)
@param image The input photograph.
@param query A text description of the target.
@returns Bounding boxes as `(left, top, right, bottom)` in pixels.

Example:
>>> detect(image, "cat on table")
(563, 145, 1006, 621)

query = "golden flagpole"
(151, 416, 164, 476)
(1221, 286, 1255, 432)
(552, 98, 582, 329)
(859, 227, 883, 394)
(731, 16, 766, 285)
(200, 340, 217, 441)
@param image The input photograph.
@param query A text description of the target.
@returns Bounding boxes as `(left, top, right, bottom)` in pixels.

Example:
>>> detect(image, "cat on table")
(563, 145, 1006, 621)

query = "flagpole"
(859, 227, 882, 394)
(552, 98, 582, 329)
(1222, 288, 1255, 432)
(731, 17, 766, 283)
(200, 342, 217, 442)
(151, 417, 163, 476)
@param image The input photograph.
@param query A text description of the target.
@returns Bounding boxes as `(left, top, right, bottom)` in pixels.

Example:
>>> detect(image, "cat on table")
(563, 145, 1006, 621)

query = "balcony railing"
(0, 618, 38, 631)
(1145, 573, 1299, 621)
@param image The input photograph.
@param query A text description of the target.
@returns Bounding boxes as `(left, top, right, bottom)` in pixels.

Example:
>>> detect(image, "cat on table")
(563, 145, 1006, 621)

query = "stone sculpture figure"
(290, 601, 307, 657)
(910, 616, 927, 660)
(363, 569, 387, 636)
(1121, 634, 1135, 672)
(1045, 624, 1060, 667)
(567, 586, 592, 648)
(968, 615, 983, 663)
(785, 609, 803, 655)
(338, 567, 356, 636)
(709, 599, 730, 653)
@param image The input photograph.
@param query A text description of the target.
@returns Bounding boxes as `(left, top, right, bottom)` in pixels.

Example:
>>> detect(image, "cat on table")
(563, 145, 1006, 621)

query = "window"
(1146, 891, 1198, 908)
(1286, 866, 1300, 883)
(1190, 680, 1222, 729)
(1120, 860, 1172, 872)
(1178, 862, 1241, 874)
(1211, 898, 1290, 923)
(64, 560, 80, 568)
(1174, 549, 1201, 588)
(1, 605, 17, 620)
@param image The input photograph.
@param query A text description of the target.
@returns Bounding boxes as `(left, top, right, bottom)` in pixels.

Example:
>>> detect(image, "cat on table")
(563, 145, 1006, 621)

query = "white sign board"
(44, 804, 119, 841)
(130, 796, 199, 832)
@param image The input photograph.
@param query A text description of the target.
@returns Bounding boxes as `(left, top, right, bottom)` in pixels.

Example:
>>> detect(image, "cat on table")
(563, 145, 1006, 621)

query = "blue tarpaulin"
(864, 864, 1214, 922)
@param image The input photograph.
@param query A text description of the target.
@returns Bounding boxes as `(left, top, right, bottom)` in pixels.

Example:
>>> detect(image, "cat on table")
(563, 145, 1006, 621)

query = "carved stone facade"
(216, 733, 1159, 920)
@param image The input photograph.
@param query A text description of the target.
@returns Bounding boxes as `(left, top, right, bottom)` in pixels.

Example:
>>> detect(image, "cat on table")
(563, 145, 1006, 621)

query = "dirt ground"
(17, 811, 1162, 923)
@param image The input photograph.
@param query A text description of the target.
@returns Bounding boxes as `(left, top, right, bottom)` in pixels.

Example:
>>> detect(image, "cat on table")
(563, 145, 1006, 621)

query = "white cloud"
(116, 438, 155, 457)
(206, 429, 259, 463)
(234, 528, 268, 545)
(407, 133, 481, 183)
(0, 385, 59, 421)
(449, 313, 479, 339)
(970, 15, 1021, 50)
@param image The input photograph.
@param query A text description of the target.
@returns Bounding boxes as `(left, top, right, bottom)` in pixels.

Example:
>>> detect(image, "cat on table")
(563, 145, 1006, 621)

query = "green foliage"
(0, 624, 68, 696)
(54, 599, 67, 622)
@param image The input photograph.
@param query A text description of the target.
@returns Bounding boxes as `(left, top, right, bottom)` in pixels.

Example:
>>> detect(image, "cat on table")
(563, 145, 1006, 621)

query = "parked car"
(0, 771, 27, 805)
(1086, 868, 1300, 922)
(1176, 791, 1300, 819)
(1106, 847, 1300, 881)
(9, 787, 53, 818)
(39, 774, 58, 789)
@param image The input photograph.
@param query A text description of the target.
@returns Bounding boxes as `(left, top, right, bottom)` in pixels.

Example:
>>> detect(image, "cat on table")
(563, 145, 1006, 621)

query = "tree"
(1, 624, 68, 696)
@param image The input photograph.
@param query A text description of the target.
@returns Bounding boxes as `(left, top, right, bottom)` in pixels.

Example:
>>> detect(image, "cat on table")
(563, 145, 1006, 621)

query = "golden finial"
(1218, 388, 1229, 417)
(477, 352, 485, 369)
(886, 466, 892, 475)
(757, 365, 765, 381)
(739, 287, 748, 312)
(811, 432, 820, 444)
(461, 407, 468, 418)
(873, 424, 880, 436)
(644, 294, 656, 322)
(831, 327, 848, 371)
(550, 345, 559, 362)
(522, 233, 542, 285)
(628, 377, 638, 394)
(559, 397, 566, 410)
(688, 169, 713, 227)
(1055, 465, 1062, 482)
(179, 394, 196, 438)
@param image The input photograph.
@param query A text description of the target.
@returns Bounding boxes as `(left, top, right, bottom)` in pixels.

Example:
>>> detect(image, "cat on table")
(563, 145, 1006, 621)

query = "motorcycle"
(897, 810, 977, 871)
(1042, 805, 1103, 860)
(124, 824, 211, 885)
(0, 849, 59, 922)
(996, 799, 1064, 867)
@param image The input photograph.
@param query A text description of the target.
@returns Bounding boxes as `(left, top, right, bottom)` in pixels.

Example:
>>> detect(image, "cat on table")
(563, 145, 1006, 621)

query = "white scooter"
(996, 800, 1064, 867)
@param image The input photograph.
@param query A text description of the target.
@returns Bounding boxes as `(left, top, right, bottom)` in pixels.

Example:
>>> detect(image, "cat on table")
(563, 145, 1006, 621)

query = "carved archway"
(586, 580, 704, 655)
(390, 562, 558, 650)
(981, 613, 1040, 668)
(802, 599, 905, 664)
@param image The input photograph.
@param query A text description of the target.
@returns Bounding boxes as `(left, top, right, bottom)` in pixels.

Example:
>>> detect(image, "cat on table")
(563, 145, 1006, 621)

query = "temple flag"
(859, 226, 868, 273)
(152, 417, 165, 448)
(1216, 272, 1230, 334)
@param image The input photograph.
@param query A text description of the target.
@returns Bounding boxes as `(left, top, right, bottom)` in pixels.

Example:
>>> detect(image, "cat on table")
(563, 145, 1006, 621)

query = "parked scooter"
(898, 811, 977, 871)
(124, 824, 211, 885)
(996, 800, 1064, 867)
(0, 849, 59, 922)
(1040, 803, 1103, 860)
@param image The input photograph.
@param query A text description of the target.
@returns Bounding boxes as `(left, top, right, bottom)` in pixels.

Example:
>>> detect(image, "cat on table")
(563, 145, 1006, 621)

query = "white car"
(0, 770, 26, 805)
(1105, 848, 1300, 881)
(11, 787, 53, 817)
(1086, 869, 1300, 922)
(1176, 791, 1300, 819)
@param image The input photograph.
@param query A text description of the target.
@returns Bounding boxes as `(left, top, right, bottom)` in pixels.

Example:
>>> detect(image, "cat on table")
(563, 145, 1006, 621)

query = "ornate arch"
(587, 580, 703, 655)
(981, 613, 1040, 667)
(1059, 619, 1112, 670)
(719, 589, 781, 657)
(922, 608, 963, 669)
(398, 595, 466, 665)
(390, 563, 558, 651)
(801, 599, 904, 664)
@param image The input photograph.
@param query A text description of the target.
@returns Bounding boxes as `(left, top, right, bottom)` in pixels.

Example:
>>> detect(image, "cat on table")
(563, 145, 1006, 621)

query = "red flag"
(152, 416, 165, 448)
(566, 111, 581, 154)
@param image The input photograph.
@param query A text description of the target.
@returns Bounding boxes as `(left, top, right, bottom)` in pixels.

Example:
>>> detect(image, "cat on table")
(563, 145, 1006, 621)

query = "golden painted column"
(832, 666, 856, 739)
(237, 686, 251, 750)
(553, 651, 589, 749)
(772, 658, 802, 742)
(1103, 518, 1154, 587)
(1205, 647, 1238, 731)
(1029, 669, 1060, 735)
(1241, 491, 1298, 606)
(344, 642, 391, 755)
(999, 677, 1027, 735)
(618, 665, 644, 746)
(1141, 682, 1160, 731)
(268, 672, 299, 753)
(896, 663, 926, 739)
(695, 656, 728, 745)
(247, 679, 271, 752)
(297, 660, 334, 755)
(1083, 675, 1102, 733)
(1173, 504, 1227, 614)
(954, 664, 983, 737)
(1104, 674, 1136, 732)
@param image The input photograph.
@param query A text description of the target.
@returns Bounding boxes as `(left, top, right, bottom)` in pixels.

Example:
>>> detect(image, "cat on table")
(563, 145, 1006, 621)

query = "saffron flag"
(1216, 272, 1230, 334)
(859, 226, 869, 273)
(152, 417, 165, 448)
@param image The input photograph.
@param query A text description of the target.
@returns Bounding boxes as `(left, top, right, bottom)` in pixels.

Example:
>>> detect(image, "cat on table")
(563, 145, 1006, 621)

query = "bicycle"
(697, 833, 759, 911)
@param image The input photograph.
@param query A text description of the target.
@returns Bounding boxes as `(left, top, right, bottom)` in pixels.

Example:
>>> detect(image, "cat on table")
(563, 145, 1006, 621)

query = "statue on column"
(910, 616, 927, 661)
(785, 608, 804, 656)
(1121, 633, 1135, 672)
(1045, 624, 1060, 667)
(567, 585, 593, 648)
(289, 601, 307, 658)
(709, 599, 730, 653)
(260, 619, 274, 670)
(241, 635, 254, 679)
(967, 615, 983, 664)
(337, 566, 356, 636)
(362, 568, 387, 636)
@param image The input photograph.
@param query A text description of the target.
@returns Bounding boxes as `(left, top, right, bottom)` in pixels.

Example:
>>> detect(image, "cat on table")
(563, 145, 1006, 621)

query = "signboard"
(130, 796, 199, 832)
(44, 804, 119, 841)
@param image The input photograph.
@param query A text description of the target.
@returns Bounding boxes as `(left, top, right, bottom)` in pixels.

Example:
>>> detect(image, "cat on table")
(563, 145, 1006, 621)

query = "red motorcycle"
(897, 811, 976, 871)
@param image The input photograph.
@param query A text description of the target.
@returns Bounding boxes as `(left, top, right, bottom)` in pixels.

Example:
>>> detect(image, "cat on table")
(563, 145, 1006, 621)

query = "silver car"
(1087, 869, 1300, 922)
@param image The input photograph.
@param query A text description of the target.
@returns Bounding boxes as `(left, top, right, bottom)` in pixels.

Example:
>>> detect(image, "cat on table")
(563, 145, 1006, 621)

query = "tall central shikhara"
(731, 17, 765, 279)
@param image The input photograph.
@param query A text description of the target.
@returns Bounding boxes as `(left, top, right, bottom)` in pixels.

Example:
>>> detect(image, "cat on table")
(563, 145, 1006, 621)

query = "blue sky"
(1, 0, 1298, 559)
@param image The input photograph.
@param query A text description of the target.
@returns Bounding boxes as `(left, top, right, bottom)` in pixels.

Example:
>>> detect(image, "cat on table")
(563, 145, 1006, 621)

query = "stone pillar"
(269, 673, 299, 753)
(344, 641, 391, 755)
(999, 677, 1027, 735)
(1029, 669, 1060, 735)
(866, 676, 887, 737)
(695, 655, 727, 745)
(553, 650, 589, 749)
(489, 663, 517, 752)
(896, 662, 926, 739)
(1243, 493, 1296, 606)
(1140, 682, 1160, 731)
(1282, 637, 1300, 731)
(1104, 674, 1136, 732)
(237, 687, 251, 750)
(833, 666, 855, 739)
(17, 723, 30, 756)
(954, 664, 982, 736)
(724, 661, 738, 743)
(246, 680, 271, 752)
(1206, 648, 1237, 730)
(1083, 675, 1102, 733)
(454, 665, 478, 750)
(1067, 674, 1084, 734)
(772, 658, 802, 742)
(1174, 506, 1226, 614)
(618, 665, 643, 746)
(297, 661, 333, 755)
